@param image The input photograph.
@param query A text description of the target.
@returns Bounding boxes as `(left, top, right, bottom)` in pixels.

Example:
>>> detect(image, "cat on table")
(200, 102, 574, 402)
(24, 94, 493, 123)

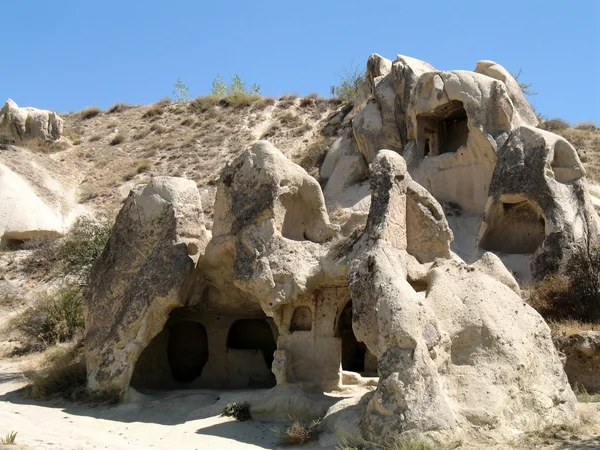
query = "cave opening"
(227, 318, 277, 376)
(338, 302, 367, 373)
(417, 100, 469, 158)
(479, 198, 546, 254)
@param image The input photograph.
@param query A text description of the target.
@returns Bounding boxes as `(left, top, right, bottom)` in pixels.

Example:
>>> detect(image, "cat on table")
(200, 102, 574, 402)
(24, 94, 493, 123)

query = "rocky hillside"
(1, 95, 342, 231)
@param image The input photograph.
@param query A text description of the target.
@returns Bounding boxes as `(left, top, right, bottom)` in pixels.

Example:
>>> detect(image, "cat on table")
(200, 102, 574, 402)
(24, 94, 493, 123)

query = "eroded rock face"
(555, 331, 600, 393)
(346, 151, 577, 443)
(323, 53, 600, 284)
(206, 140, 340, 314)
(0, 99, 63, 142)
(85, 177, 207, 394)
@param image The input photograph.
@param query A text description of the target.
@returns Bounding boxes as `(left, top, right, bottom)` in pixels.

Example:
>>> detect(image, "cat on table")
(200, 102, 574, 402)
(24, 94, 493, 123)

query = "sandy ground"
(0, 358, 325, 450)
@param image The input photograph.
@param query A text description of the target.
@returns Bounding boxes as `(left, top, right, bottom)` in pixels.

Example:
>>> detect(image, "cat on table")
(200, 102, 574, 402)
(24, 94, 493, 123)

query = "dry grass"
(79, 106, 102, 120)
(21, 139, 70, 153)
(142, 105, 163, 119)
(275, 418, 321, 446)
(529, 246, 600, 322)
(9, 286, 84, 352)
(107, 102, 132, 114)
(109, 131, 126, 146)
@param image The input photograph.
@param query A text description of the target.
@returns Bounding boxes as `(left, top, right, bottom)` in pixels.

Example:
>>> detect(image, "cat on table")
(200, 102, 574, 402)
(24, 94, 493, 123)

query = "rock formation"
(347, 151, 577, 443)
(323, 54, 599, 284)
(84, 52, 600, 446)
(0, 99, 63, 142)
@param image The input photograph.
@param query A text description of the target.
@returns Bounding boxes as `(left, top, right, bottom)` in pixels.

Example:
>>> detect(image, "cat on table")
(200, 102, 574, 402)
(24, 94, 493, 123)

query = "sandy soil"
(0, 357, 321, 450)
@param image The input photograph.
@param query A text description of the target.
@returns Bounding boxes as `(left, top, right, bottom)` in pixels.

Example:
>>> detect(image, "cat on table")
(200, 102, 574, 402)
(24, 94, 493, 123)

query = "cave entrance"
(417, 100, 469, 158)
(479, 197, 546, 254)
(168, 321, 209, 382)
(226, 318, 277, 387)
(130, 317, 209, 390)
(338, 302, 367, 373)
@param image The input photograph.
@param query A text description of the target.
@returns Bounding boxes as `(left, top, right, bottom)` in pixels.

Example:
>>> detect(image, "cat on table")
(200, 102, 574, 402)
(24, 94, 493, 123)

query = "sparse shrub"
(1, 431, 17, 445)
(136, 159, 150, 173)
(220, 402, 252, 421)
(211, 74, 261, 97)
(0, 133, 15, 149)
(54, 217, 112, 280)
(21, 139, 70, 153)
(155, 97, 172, 107)
(24, 344, 86, 400)
(10, 286, 84, 350)
(530, 246, 600, 322)
(79, 106, 102, 120)
(150, 123, 167, 134)
(576, 122, 598, 132)
(333, 64, 365, 101)
(221, 92, 261, 108)
(388, 437, 437, 450)
(190, 95, 220, 113)
(511, 69, 538, 97)
(275, 417, 321, 446)
(180, 117, 194, 126)
(133, 128, 149, 140)
(107, 102, 132, 114)
(142, 105, 164, 118)
(173, 78, 191, 103)
(72, 138, 82, 145)
(253, 97, 276, 109)
(279, 94, 298, 101)
(109, 132, 126, 145)
(276, 111, 303, 127)
(88, 134, 102, 142)
(295, 138, 330, 175)
(539, 118, 570, 131)
(299, 97, 316, 108)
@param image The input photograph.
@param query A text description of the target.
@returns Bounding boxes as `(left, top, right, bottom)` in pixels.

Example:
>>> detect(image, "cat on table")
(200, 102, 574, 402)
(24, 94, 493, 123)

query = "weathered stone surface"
(0, 99, 63, 142)
(85, 177, 205, 394)
(555, 331, 600, 394)
(475, 60, 539, 127)
(346, 150, 577, 444)
(0, 163, 62, 243)
(481, 125, 599, 281)
(206, 141, 340, 314)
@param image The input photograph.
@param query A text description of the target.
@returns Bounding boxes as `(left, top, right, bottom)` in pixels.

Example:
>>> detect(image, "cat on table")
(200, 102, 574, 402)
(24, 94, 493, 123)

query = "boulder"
(0, 99, 63, 142)
(346, 150, 577, 444)
(84, 177, 207, 395)
(0, 163, 63, 244)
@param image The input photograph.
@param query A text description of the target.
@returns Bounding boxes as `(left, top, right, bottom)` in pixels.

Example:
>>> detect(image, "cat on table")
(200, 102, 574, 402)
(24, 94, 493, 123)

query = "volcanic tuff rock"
(0, 98, 63, 142)
(85, 177, 207, 393)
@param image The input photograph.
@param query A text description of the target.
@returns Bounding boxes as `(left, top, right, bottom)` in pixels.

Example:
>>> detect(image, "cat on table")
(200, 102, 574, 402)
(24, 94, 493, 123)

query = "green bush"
(221, 402, 252, 421)
(55, 217, 111, 279)
(11, 286, 84, 350)
(333, 64, 365, 101)
(210, 74, 261, 96)
(173, 78, 191, 103)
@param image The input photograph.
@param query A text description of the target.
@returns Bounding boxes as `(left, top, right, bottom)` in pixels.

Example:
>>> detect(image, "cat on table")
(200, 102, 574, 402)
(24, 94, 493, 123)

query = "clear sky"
(2, 0, 598, 124)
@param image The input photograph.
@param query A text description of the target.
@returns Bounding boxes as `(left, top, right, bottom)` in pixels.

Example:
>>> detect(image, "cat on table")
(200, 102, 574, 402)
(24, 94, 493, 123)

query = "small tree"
(333, 63, 365, 101)
(210, 74, 261, 96)
(511, 69, 538, 97)
(173, 78, 191, 103)
(211, 75, 227, 96)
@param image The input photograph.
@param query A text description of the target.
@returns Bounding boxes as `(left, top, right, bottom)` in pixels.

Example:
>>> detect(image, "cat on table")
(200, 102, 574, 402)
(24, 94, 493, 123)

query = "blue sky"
(3, 0, 598, 124)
